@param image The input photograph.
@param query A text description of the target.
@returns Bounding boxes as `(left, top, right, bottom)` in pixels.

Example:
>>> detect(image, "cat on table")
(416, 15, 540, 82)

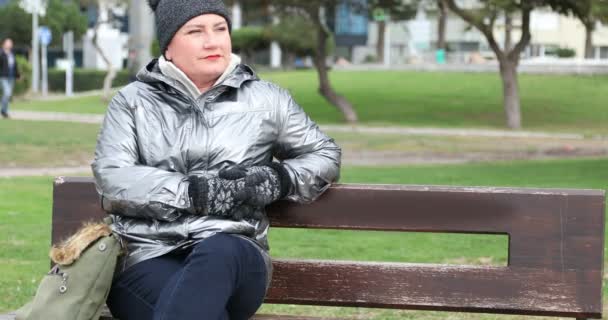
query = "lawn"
(0, 120, 100, 168)
(10, 71, 608, 134)
(12, 94, 110, 115)
(4, 119, 606, 169)
(1, 159, 606, 319)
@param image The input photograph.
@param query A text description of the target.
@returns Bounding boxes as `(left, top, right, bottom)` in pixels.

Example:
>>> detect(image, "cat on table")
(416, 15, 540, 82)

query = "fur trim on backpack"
(49, 222, 112, 266)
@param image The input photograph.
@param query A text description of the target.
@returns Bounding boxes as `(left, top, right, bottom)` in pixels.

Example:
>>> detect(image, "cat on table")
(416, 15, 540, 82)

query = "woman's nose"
(202, 35, 218, 49)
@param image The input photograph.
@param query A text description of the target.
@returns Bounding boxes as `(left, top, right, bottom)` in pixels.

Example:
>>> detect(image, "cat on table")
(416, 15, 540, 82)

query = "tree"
(0, 2, 32, 47)
(272, 1, 359, 123)
(266, 14, 335, 66)
(231, 26, 271, 64)
(445, 0, 542, 129)
(42, 0, 88, 47)
(546, 0, 608, 59)
(0, 0, 87, 48)
(369, 0, 419, 63)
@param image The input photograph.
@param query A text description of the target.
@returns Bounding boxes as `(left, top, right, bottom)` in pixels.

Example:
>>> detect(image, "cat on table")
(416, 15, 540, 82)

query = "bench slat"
(267, 259, 599, 318)
(0, 313, 342, 320)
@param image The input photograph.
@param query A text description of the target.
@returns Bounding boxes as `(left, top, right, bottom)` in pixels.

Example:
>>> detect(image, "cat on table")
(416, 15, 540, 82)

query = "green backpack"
(15, 222, 122, 320)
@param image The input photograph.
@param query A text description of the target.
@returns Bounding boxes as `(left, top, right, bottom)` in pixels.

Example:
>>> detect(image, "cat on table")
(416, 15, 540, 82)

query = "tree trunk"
(584, 23, 594, 59)
(92, 20, 116, 101)
(377, 20, 386, 63)
(445, 0, 531, 130)
(287, 53, 296, 70)
(437, 0, 447, 50)
(504, 13, 513, 52)
(498, 58, 521, 129)
(102, 68, 117, 100)
(313, 23, 358, 123)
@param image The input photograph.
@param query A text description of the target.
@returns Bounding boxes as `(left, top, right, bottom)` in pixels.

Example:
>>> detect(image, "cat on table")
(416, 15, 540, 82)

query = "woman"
(91, 0, 341, 319)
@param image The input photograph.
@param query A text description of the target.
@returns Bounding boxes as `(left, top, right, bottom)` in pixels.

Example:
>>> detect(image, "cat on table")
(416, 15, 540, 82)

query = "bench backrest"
(52, 177, 605, 319)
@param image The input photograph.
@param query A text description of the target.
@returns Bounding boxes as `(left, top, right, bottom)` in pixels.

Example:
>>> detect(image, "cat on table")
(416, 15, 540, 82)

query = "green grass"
(0, 120, 100, 167)
(8, 119, 607, 169)
(0, 176, 53, 311)
(11, 71, 608, 134)
(265, 71, 608, 134)
(1, 159, 607, 319)
(12, 94, 110, 114)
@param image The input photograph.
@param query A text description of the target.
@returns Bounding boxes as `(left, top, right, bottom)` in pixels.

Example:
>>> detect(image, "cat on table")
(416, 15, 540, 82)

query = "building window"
(529, 44, 560, 57)
(598, 46, 608, 59)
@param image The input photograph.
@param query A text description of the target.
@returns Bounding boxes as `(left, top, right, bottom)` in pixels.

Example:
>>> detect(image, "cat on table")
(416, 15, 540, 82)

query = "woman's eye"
(216, 27, 227, 32)
(188, 30, 201, 34)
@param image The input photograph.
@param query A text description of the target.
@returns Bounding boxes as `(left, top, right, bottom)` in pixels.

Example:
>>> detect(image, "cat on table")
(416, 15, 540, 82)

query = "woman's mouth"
(204, 55, 221, 60)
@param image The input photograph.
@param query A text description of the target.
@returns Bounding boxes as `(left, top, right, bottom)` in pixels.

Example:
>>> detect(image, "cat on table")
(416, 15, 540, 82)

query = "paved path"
(0, 312, 15, 320)
(9, 110, 603, 140)
(10, 110, 104, 124)
(0, 166, 91, 178)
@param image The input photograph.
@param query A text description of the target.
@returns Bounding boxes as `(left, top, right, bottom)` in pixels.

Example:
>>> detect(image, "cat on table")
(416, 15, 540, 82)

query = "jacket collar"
(136, 55, 258, 99)
(158, 53, 242, 100)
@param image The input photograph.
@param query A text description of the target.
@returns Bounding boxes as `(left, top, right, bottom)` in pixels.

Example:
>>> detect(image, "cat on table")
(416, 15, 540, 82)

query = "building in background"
(346, 1, 608, 64)
(525, 10, 608, 60)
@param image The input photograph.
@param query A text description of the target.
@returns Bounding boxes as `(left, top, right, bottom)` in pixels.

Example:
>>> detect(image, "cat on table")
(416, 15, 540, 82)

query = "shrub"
(555, 47, 576, 58)
(232, 26, 271, 58)
(363, 54, 378, 63)
(14, 55, 31, 96)
(47, 69, 131, 92)
(266, 15, 334, 57)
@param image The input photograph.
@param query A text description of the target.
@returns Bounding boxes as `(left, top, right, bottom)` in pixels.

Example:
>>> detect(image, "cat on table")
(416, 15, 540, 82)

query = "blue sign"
(39, 26, 52, 46)
(334, 0, 368, 46)
(335, 1, 368, 36)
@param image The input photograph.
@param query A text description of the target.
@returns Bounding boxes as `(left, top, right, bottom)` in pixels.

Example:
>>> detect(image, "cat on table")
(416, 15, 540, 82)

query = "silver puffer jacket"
(91, 59, 341, 275)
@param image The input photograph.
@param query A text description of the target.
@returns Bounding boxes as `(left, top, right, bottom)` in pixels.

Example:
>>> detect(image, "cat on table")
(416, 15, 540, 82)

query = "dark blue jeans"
(1, 77, 14, 114)
(106, 233, 268, 320)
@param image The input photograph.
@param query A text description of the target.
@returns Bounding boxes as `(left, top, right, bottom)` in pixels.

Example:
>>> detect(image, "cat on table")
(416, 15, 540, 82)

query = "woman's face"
(165, 14, 232, 84)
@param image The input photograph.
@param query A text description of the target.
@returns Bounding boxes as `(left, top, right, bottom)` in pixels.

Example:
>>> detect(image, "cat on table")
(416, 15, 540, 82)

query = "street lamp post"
(31, 0, 40, 93)
(20, 0, 46, 94)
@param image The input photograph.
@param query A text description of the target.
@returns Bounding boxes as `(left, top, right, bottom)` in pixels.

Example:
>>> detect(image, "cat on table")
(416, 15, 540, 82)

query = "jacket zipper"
(197, 87, 227, 171)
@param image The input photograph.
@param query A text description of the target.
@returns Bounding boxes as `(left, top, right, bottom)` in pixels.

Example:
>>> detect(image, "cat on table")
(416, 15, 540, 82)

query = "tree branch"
(508, 4, 532, 60)
(445, 0, 487, 32)
(91, 19, 112, 70)
(446, 0, 504, 59)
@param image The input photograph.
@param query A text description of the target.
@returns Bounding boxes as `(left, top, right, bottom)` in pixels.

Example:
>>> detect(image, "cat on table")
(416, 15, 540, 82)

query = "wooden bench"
(3, 176, 605, 319)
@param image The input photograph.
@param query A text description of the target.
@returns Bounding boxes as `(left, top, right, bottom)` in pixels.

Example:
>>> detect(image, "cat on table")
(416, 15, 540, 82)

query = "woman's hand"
(188, 175, 250, 220)
(219, 163, 290, 207)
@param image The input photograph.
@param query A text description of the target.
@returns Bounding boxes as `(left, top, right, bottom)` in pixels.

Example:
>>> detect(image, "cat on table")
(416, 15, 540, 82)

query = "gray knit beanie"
(148, 0, 232, 56)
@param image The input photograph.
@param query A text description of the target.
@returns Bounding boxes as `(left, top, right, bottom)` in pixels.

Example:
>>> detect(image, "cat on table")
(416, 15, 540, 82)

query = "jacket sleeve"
(273, 89, 342, 204)
(91, 92, 192, 222)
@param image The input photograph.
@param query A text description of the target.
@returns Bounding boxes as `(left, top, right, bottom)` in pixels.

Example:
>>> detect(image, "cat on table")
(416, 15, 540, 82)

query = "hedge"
(47, 69, 131, 92)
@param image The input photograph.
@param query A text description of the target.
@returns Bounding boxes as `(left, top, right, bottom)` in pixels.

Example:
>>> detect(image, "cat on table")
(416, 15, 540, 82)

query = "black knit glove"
(220, 163, 291, 207)
(187, 175, 249, 219)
